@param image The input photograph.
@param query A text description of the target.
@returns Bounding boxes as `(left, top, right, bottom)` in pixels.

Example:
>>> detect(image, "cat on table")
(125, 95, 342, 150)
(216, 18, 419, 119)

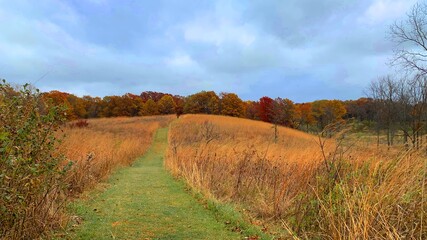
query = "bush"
(0, 80, 68, 239)
(69, 119, 89, 128)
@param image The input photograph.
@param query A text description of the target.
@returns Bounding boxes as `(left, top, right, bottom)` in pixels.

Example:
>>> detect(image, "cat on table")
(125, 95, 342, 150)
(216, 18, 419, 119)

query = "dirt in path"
(68, 128, 241, 239)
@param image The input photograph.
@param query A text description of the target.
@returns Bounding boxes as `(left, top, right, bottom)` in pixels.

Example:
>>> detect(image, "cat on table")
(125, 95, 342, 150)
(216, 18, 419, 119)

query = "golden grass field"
(59, 115, 174, 195)
(166, 114, 427, 239)
(167, 115, 326, 214)
(35, 113, 426, 239)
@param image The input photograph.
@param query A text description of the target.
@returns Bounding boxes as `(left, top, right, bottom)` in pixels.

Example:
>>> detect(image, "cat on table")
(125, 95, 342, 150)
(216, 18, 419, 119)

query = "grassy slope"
(68, 128, 242, 239)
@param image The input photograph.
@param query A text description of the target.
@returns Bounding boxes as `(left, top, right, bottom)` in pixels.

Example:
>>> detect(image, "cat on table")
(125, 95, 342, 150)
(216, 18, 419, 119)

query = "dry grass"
(166, 114, 427, 239)
(59, 115, 174, 195)
(167, 115, 328, 217)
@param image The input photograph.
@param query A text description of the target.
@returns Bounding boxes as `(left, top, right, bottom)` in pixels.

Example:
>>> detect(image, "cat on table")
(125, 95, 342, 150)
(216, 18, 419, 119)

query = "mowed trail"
(70, 128, 241, 239)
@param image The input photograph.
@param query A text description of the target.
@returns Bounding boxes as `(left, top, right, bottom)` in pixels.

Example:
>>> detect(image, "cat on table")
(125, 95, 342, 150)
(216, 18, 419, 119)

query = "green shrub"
(0, 80, 68, 239)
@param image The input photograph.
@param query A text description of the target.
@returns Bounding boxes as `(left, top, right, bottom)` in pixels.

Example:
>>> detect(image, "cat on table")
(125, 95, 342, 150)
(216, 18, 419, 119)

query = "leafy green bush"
(0, 80, 68, 239)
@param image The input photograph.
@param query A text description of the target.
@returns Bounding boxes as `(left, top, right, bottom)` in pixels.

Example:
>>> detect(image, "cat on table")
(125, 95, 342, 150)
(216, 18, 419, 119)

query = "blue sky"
(0, 0, 419, 102)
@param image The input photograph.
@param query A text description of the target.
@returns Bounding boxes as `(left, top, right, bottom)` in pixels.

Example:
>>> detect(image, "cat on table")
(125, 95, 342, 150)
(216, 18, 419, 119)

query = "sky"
(0, 0, 419, 102)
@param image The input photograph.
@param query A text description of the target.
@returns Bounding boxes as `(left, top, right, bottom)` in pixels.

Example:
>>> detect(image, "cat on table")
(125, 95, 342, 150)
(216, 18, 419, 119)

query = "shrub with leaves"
(0, 80, 67, 239)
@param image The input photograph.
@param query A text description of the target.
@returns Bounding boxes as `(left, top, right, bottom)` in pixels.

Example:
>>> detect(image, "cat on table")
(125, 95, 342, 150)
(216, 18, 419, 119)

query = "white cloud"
(182, 0, 256, 47)
(165, 53, 197, 67)
(183, 15, 256, 47)
(361, 0, 417, 24)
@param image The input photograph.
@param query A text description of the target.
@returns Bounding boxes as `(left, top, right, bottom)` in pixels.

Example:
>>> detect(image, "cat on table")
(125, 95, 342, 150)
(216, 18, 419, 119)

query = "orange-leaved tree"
(296, 102, 315, 131)
(312, 100, 346, 130)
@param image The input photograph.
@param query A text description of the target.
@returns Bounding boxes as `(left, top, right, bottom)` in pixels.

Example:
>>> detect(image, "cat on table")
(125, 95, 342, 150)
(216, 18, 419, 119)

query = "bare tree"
(368, 76, 401, 148)
(406, 75, 427, 148)
(389, 2, 427, 150)
(368, 74, 427, 150)
(391, 3, 427, 76)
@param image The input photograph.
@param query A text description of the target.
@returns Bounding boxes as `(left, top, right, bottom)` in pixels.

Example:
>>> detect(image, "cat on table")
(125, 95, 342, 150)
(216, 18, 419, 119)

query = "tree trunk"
(404, 131, 409, 150)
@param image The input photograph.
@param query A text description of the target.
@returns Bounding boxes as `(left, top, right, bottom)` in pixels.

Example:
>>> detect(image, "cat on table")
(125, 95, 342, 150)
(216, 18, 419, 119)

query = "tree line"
(37, 87, 379, 132)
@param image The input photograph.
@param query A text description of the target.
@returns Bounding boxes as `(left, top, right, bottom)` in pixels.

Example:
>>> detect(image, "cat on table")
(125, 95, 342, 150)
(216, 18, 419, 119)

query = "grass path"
(69, 127, 241, 239)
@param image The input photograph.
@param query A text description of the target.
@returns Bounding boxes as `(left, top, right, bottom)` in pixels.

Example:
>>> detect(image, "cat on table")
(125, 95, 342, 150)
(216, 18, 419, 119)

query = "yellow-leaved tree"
(157, 95, 176, 114)
(220, 92, 245, 117)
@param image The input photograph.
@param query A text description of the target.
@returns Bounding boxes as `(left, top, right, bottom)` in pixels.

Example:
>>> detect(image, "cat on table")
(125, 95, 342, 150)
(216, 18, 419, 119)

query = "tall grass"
(167, 115, 327, 217)
(166, 114, 427, 239)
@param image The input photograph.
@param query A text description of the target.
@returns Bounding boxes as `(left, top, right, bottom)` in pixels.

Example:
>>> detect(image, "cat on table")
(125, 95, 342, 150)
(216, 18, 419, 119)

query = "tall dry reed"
(167, 115, 327, 217)
(166, 114, 427, 239)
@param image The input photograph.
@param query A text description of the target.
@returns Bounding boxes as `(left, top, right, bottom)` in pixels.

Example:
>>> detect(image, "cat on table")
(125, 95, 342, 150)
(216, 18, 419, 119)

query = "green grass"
(200, 196, 273, 239)
(65, 128, 243, 239)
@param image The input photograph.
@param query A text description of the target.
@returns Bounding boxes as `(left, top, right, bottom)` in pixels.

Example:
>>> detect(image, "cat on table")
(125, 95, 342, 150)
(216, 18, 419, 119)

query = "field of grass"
(64, 128, 250, 239)
(167, 115, 326, 216)
(166, 114, 427, 239)
(59, 115, 175, 196)
(4, 109, 425, 239)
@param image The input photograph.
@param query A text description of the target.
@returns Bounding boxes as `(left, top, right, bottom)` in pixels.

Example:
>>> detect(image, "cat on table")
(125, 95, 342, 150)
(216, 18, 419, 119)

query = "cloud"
(240, 0, 358, 46)
(361, 0, 417, 24)
(165, 53, 198, 68)
(0, 0, 419, 101)
(183, 16, 255, 47)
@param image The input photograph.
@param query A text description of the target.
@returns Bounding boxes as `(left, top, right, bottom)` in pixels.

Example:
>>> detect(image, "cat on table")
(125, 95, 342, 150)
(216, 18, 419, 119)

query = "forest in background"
(35, 79, 427, 149)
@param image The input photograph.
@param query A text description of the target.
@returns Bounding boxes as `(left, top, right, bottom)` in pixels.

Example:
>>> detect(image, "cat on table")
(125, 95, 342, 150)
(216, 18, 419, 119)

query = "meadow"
(60, 115, 174, 195)
(1, 85, 425, 239)
(166, 114, 427, 239)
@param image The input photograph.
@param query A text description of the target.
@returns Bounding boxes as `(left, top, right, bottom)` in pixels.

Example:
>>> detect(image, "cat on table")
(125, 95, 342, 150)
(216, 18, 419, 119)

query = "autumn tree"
(173, 96, 185, 118)
(259, 96, 274, 122)
(42, 91, 75, 119)
(141, 99, 159, 116)
(157, 95, 176, 114)
(311, 100, 346, 130)
(101, 96, 112, 117)
(295, 103, 315, 131)
(140, 91, 168, 102)
(122, 93, 144, 116)
(344, 98, 375, 122)
(184, 91, 220, 114)
(220, 92, 245, 117)
(67, 94, 87, 118)
(272, 98, 297, 127)
(245, 101, 260, 120)
(97, 94, 142, 117)
(81, 96, 102, 118)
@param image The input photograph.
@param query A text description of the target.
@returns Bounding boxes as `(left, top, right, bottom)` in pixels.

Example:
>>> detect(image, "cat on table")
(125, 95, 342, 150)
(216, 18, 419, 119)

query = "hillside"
(166, 114, 426, 239)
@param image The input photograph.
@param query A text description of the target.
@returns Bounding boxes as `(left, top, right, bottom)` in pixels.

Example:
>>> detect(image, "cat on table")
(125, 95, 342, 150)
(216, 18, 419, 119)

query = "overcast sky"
(0, 0, 419, 102)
